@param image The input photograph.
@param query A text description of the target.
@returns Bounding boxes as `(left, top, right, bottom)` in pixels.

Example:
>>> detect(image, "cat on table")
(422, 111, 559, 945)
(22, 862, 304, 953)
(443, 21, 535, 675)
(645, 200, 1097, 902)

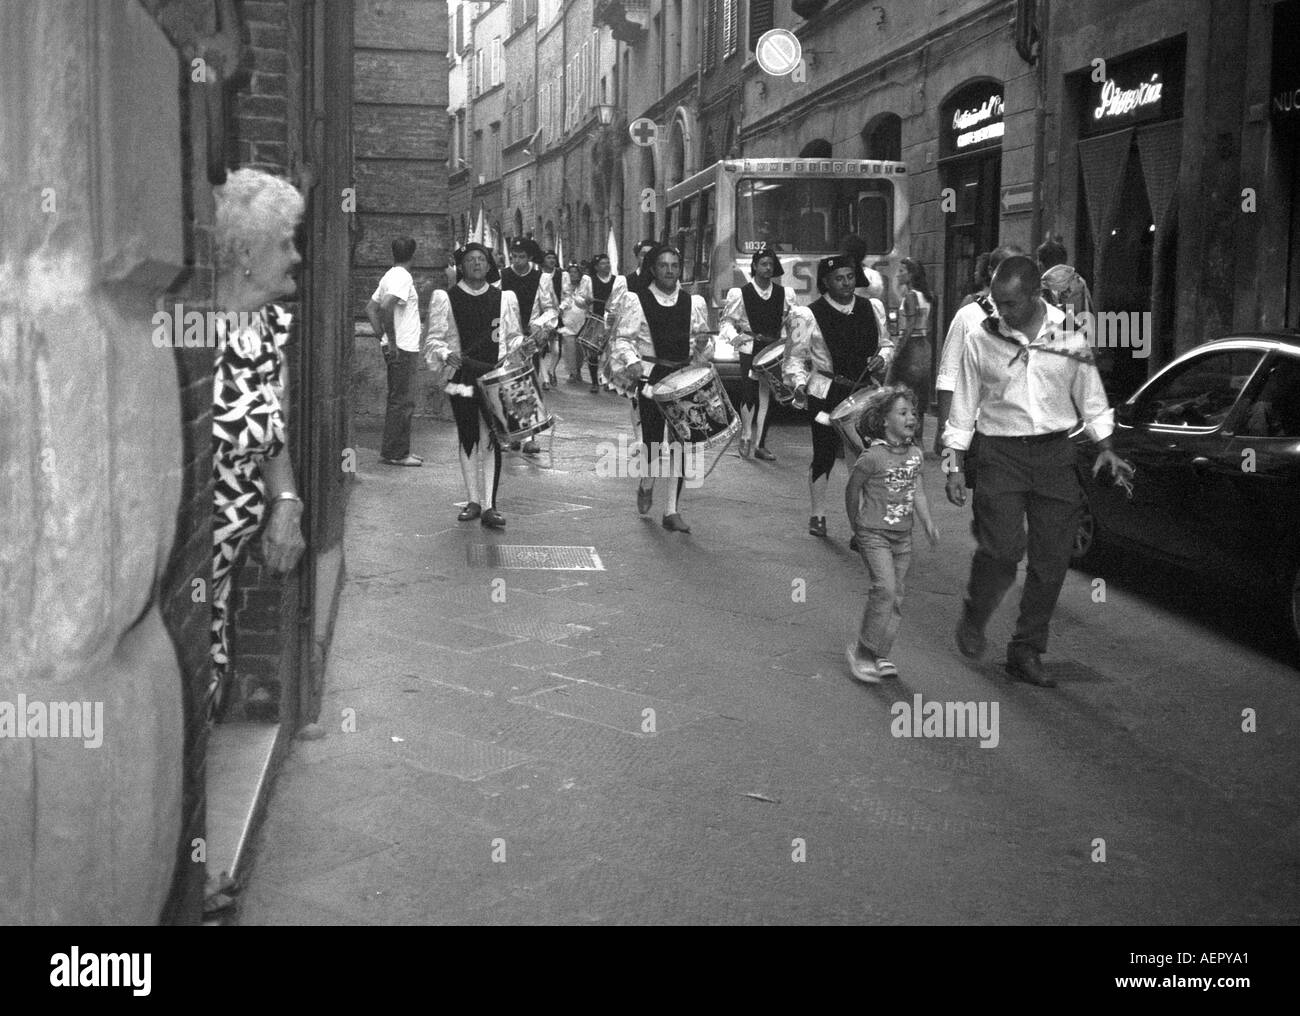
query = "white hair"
(213, 168, 305, 272)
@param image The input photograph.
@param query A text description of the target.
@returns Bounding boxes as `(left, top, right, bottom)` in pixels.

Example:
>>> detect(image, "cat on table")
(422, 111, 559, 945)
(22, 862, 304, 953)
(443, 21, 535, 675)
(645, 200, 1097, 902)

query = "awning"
(1077, 127, 1134, 253)
(1136, 120, 1182, 233)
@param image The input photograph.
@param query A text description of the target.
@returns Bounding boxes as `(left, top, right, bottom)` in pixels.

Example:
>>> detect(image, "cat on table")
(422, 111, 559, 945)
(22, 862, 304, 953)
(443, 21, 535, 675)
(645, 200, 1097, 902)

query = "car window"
(1236, 354, 1300, 438)
(1130, 349, 1263, 429)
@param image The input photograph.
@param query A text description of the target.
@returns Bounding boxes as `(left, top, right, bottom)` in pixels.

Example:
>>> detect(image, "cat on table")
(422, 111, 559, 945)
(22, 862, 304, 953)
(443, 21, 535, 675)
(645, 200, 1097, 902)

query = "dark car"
(1070, 334, 1300, 652)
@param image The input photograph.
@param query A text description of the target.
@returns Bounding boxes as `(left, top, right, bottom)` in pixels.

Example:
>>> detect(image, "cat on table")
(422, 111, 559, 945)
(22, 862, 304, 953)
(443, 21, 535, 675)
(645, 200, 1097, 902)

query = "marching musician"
(558, 261, 590, 386)
(784, 254, 895, 539)
(609, 243, 713, 534)
(573, 252, 627, 395)
(499, 238, 548, 453)
(423, 242, 525, 529)
(540, 249, 565, 389)
(718, 246, 797, 461)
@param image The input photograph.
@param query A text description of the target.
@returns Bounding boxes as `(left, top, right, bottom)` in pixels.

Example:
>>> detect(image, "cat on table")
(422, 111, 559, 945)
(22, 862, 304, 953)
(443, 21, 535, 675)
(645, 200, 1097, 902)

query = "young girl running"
(844, 385, 939, 682)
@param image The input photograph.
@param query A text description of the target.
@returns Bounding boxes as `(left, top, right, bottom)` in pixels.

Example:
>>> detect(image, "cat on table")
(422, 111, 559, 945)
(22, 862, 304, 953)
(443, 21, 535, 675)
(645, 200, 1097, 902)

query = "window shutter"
(722, 0, 738, 58)
(702, 0, 717, 73)
(749, 0, 774, 52)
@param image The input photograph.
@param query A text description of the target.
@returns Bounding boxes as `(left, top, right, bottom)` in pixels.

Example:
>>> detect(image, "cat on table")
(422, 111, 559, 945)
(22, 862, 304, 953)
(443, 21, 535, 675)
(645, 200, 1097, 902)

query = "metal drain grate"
(467, 544, 605, 570)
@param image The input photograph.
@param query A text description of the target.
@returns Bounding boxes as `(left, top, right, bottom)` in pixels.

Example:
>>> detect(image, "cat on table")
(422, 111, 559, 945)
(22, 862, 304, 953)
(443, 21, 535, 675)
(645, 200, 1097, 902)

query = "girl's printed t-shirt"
(852, 440, 924, 531)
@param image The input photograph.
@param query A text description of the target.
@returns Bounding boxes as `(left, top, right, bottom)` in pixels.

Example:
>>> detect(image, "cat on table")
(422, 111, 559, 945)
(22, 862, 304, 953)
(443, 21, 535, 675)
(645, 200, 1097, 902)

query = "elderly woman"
(210, 168, 307, 720)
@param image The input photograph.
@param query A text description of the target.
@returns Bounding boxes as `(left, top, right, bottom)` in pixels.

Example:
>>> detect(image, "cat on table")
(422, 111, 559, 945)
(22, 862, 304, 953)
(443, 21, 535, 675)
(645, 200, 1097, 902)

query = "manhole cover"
(468, 545, 605, 570)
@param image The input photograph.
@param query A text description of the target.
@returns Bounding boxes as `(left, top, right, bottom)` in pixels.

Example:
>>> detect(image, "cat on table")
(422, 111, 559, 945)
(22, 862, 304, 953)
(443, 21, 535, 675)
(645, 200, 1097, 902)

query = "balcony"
(594, 0, 650, 44)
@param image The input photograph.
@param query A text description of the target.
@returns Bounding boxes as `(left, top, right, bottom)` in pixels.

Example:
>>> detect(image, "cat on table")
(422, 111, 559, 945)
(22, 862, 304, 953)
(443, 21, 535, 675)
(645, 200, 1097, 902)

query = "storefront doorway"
(938, 80, 1004, 341)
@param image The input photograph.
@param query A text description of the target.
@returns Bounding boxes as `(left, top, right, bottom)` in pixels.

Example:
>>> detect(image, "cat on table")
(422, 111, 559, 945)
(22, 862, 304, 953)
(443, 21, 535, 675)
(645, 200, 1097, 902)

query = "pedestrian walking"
(608, 243, 713, 533)
(783, 254, 894, 539)
(423, 242, 526, 529)
(941, 255, 1134, 687)
(887, 257, 934, 448)
(366, 236, 424, 467)
(933, 244, 1024, 461)
(844, 384, 938, 683)
(718, 245, 798, 460)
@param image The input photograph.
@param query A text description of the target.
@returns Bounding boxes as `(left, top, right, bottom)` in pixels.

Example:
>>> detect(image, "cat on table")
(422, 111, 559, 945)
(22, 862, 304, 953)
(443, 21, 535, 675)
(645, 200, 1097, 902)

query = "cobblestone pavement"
(238, 382, 1300, 925)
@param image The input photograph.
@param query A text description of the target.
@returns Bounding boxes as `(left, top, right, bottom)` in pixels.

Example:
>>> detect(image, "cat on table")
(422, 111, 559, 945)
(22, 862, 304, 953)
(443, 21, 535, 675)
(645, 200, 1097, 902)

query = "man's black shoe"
(1006, 646, 1056, 687)
(480, 508, 506, 529)
(457, 501, 482, 521)
(955, 616, 986, 660)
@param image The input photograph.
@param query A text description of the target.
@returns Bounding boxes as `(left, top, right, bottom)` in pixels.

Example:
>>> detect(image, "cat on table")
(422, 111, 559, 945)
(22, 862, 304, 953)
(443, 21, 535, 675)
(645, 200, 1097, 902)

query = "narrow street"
(239, 386, 1300, 925)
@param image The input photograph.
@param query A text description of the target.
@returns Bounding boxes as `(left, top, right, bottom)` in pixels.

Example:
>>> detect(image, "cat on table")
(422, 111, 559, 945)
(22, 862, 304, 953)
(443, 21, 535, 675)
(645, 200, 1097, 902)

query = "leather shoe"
(457, 501, 482, 522)
(955, 614, 986, 659)
(661, 512, 691, 533)
(636, 484, 653, 514)
(480, 507, 506, 529)
(809, 516, 827, 538)
(754, 446, 776, 461)
(509, 441, 521, 451)
(1006, 646, 1055, 687)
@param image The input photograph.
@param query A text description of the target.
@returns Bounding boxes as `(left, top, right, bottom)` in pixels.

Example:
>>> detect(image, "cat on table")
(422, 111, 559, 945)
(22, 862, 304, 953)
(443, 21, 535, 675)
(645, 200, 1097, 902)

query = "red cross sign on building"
(629, 116, 658, 147)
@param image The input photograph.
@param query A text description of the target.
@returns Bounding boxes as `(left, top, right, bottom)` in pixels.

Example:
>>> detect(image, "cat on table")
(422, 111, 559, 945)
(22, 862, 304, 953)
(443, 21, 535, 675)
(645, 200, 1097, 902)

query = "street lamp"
(596, 103, 616, 128)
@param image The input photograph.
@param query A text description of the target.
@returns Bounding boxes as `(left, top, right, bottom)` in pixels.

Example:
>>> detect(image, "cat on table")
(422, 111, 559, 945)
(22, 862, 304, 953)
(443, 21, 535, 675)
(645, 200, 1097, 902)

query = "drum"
(825, 384, 880, 459)
(651, 365, 740, 449)
(477, 361, 554, 443)
(577, 313, 608, 359)
(749, 342, 797, 405)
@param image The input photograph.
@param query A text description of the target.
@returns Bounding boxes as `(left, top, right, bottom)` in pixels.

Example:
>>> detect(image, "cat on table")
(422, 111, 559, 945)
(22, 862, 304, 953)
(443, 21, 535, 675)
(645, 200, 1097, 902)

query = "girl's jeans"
(856, 527, 913, 657)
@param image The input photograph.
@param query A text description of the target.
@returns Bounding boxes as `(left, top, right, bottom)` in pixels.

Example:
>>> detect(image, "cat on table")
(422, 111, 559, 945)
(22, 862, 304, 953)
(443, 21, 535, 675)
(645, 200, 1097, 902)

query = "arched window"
(798, 138, 832, 158)
(861, 113, 901, 162)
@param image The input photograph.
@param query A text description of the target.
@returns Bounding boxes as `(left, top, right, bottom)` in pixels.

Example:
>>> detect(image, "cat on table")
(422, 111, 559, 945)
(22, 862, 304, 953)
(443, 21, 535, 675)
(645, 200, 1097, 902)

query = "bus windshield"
(736, 178, 894, 256)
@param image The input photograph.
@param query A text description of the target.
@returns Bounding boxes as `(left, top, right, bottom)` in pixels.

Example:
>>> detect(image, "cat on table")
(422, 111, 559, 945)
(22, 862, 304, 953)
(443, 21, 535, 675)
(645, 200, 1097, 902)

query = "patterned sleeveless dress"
(211, 304, 292, 716)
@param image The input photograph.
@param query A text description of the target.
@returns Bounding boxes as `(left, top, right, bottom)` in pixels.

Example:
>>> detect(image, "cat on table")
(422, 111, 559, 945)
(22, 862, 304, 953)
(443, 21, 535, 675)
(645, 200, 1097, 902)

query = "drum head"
(753, 343, 785, 368)
(480, 362, 532, 385)
(652, 365, 712, 398)
(829, 386, 874, 422)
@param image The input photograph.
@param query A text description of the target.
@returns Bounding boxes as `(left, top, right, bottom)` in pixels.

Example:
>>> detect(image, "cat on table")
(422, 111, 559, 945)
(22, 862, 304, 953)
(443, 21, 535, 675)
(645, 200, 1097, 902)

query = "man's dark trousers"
(963, 433, 1083, 653)
(380, 349, 418, 460)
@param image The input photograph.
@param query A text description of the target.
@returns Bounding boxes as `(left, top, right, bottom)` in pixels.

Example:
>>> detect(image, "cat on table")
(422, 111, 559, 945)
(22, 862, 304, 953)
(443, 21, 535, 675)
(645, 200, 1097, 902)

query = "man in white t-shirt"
(366, 236, 424, 466)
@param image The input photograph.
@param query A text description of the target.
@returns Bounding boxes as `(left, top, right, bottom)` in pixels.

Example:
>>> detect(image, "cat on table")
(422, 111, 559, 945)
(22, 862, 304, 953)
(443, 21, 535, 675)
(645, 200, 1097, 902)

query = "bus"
(662, 157, 911, 334)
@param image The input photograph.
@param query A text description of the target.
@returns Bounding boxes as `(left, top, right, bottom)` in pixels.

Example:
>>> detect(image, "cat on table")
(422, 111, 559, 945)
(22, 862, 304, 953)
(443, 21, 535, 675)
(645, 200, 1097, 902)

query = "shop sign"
(941, 82, 1004, 159)
(1081, 41, 1184, 136)
(1272, 0, 1300, 130)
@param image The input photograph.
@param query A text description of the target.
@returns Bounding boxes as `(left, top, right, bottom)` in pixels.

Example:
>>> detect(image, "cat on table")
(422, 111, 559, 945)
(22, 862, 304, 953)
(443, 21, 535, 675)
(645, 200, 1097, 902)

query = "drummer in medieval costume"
(609, 243, 713, 534)
(539, 249, 565, 389)
(424, 242, 526, 529)
(499, 237, 552, 453)
(784, 254, 895, 539)
(572, 251, 627, 395)
(718, 245, 798, 461)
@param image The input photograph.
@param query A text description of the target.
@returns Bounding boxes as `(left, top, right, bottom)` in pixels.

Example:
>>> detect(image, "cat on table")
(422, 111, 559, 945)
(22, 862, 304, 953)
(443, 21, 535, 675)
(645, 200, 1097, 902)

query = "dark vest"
(625, 270, 647, 296)
(500, 266, 540, 327)
(741, 283, 786, 341)
(591, 274, 615, 315)
(810, 295, 879, 383)
(448, 285, 501, 378)
(638, 288, 691, 366)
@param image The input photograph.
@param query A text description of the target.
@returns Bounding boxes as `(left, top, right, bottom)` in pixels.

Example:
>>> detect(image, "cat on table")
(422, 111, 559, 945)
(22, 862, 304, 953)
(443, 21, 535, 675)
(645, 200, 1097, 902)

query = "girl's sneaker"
(875, 658, 899, 679)
(845, 643, 881, 684)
